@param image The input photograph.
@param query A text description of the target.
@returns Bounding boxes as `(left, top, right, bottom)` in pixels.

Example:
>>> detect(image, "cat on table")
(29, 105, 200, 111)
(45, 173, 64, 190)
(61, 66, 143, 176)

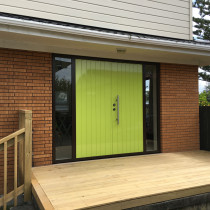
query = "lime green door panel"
(112, 63, 143, 154)
(76, 59, 143, 158)
(76, 60, 113, 158)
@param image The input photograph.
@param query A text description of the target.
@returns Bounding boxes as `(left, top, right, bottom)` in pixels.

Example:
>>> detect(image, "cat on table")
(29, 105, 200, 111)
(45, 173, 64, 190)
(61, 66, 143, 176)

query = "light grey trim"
(0, 15, 209, 54)
(0, 15, 210, 66)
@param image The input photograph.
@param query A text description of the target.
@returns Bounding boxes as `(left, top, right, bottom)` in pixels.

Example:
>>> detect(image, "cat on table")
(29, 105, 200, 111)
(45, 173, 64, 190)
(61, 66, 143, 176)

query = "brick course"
(0, 48, 52, 193)
(160, 63, 200, 152)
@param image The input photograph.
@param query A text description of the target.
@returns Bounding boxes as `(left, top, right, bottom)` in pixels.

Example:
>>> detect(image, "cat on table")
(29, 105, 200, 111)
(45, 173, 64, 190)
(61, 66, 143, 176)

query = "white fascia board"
(0, 15, 210, 56)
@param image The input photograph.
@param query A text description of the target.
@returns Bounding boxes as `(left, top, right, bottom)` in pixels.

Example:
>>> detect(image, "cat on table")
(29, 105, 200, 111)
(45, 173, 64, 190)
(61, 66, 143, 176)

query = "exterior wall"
(0, 48, 52, 193)
(0, 49, 200, 193)
(160, 63, 200, 152)
(0, 0, 192, 40)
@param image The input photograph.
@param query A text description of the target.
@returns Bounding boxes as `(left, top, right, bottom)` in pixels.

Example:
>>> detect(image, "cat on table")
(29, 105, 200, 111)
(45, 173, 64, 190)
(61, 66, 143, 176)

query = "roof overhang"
(0, 15, 210, 66)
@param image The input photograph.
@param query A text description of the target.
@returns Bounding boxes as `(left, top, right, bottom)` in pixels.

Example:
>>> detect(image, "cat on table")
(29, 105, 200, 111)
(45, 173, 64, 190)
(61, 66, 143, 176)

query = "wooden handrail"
(0, 128, 25, 145)
(0, 110, 32, 210)
(0, 134, 24, 151)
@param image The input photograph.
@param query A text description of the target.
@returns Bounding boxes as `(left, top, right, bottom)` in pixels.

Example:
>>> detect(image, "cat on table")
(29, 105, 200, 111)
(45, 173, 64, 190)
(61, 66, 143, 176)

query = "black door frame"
(52, 54, 160, 164)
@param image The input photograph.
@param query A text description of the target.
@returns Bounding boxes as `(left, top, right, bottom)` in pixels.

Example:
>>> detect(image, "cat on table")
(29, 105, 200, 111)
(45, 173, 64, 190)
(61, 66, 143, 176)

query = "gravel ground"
(0, 194, 37, 210)
(10, 203, 35, 210)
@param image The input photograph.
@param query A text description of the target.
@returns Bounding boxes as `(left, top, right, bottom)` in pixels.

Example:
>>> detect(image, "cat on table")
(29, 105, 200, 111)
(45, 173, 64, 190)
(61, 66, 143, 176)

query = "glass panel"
(54, 57, 72, 160)
(144, 65, 158, 152)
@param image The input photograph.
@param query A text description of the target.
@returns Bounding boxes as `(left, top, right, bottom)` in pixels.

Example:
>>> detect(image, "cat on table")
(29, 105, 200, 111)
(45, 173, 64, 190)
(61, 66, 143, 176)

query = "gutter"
(0, 15, 210, 53)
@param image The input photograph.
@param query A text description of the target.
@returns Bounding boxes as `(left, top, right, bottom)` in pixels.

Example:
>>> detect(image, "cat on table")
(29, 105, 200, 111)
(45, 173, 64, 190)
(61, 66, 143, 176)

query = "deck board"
(32, 151, 210, 209)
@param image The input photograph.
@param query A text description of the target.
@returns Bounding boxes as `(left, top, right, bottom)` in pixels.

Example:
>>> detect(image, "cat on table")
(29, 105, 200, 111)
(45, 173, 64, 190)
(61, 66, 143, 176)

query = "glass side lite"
(144, 65, 158, 152)
(54, 57, 72, 160)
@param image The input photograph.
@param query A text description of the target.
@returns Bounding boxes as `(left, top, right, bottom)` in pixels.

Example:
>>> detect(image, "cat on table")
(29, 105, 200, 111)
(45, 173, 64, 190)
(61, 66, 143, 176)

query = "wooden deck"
(32, 151, 210, 210)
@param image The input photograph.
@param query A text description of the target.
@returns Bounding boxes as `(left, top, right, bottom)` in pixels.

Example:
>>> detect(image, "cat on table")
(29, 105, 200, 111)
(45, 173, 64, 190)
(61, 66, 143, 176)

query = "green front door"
(76, 59, 143, 158)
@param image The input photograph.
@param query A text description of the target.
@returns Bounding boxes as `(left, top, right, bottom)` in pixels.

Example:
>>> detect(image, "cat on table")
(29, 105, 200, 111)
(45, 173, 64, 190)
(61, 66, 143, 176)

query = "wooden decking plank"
(32, 151, 210, 210)
(31, 174, 54, 210)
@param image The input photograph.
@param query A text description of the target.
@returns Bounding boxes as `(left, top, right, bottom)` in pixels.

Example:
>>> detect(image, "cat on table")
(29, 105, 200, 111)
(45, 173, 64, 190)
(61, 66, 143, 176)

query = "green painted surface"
(76, 60, 143, 158)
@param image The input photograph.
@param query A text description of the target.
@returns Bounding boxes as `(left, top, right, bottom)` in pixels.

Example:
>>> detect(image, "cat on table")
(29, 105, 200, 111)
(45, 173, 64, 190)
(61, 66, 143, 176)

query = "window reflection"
(145, 65, 158, 151)
(54, 57, 72, 160)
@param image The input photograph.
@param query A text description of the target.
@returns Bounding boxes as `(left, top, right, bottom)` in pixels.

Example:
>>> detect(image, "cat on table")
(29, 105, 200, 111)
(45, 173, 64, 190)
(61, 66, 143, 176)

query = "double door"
(76, 59, 143, 158)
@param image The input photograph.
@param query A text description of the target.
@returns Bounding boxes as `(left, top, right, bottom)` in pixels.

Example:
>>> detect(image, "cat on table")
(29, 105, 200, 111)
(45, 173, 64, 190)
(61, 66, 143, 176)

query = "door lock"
(113, 103, 116, 106)
(113, 108, 116, 111)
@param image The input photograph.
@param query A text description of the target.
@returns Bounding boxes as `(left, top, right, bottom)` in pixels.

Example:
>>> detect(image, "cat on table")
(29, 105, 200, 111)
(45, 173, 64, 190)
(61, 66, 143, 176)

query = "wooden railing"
(0, 110, 32, 210)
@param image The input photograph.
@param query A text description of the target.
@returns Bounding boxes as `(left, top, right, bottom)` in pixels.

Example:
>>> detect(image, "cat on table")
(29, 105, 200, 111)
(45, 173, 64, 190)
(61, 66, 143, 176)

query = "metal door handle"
(117, 95, 119, 125)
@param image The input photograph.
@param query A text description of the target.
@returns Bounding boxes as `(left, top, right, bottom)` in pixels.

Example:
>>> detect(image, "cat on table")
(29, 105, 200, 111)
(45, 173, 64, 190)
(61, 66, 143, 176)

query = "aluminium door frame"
(52, 54, 160, 164)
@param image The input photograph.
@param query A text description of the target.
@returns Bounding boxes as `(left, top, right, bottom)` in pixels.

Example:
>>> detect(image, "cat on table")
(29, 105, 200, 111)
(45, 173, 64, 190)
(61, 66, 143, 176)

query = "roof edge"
(0, 14, 210, 56)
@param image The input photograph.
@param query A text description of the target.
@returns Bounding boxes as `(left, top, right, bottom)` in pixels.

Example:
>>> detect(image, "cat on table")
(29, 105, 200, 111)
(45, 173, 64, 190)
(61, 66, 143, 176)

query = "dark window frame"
(144, 64, 159, 152)
(52, 54, 160, 164)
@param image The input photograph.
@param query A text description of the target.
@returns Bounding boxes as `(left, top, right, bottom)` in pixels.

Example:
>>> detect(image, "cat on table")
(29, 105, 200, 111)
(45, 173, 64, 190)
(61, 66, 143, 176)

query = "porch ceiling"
(32, 151, 210, 210)
(0, 15, 210, 66)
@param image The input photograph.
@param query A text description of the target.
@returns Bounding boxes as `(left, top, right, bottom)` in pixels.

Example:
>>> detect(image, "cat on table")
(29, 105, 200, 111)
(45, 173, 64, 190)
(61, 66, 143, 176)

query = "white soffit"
(0, 15, 210, 65)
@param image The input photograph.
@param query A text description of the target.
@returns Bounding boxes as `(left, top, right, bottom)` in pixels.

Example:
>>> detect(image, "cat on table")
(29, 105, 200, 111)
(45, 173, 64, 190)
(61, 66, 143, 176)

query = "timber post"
(19, 110, 32, 202)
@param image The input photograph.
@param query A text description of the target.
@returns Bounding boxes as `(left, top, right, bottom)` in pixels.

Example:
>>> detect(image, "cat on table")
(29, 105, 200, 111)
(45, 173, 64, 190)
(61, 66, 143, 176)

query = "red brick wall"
(0, 48, 52, 193)
(160, 63, 200, 152)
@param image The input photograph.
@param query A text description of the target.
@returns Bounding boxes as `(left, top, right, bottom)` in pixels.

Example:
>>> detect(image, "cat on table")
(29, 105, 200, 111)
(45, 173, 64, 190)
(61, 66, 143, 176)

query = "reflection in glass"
(145, 65, 158, 151)
(54, 57, 72, 160)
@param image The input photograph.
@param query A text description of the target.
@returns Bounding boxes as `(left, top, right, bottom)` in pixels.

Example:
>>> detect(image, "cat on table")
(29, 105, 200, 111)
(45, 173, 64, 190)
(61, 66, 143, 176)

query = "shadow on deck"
(32, 151, 210, 210)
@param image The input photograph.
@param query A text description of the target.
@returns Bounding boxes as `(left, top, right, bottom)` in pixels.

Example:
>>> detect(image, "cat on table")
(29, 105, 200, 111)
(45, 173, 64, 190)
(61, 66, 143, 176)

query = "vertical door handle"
(117, 95, 119, 125)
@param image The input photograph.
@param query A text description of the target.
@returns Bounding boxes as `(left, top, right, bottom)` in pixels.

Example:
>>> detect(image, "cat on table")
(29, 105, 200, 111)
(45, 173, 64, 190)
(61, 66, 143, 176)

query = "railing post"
(19, 110, 32, 202)
(18, 111, 24, 186)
